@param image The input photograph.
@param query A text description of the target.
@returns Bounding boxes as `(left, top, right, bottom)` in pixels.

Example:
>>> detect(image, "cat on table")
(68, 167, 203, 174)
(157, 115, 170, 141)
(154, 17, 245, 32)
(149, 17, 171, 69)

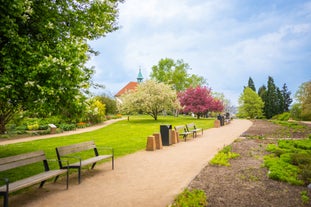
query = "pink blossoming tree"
(178, 86, 224, 118)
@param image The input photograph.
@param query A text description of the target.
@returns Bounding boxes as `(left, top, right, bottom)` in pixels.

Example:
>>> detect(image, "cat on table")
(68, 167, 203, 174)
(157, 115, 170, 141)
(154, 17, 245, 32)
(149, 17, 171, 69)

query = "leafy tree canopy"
(150, 58, 206, 92)
(178, 86, 224, 119)
(238, 87, 264, 119)
(118, 80, 178, 120)
(295, 81, 311, 120)
(0, 0, 123, 133)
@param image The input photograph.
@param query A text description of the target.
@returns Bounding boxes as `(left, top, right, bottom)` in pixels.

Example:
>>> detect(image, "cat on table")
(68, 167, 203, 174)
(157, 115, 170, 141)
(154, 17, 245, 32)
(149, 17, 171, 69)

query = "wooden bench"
(0, 151, 69, 207)
(55, 141, 114, 184)
(186, 123, 203, 138)
(174, 125, 194, 141)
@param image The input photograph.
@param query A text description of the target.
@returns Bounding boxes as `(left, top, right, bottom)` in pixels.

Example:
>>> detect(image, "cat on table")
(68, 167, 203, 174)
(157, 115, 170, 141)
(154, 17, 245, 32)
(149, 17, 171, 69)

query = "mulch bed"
(188, 119, 311, 207)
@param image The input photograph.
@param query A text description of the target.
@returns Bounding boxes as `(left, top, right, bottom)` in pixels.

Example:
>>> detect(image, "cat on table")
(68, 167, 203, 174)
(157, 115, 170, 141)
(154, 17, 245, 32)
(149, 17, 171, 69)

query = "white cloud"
(89, 0, 311, 104)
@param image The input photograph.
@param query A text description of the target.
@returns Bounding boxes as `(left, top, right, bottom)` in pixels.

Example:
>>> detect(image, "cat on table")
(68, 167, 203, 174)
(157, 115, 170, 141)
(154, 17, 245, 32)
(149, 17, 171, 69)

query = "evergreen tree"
(247, 77, 256, 92)
(258, 85, 267, 100)
(281, 83, 292, 112)
(263, 76, 279, 119)
(276, 87, 284, 115)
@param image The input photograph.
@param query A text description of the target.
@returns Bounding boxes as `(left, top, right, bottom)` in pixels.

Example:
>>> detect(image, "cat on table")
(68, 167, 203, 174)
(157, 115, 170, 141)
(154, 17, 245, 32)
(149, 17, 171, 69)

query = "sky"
(88, 0, 311, 106)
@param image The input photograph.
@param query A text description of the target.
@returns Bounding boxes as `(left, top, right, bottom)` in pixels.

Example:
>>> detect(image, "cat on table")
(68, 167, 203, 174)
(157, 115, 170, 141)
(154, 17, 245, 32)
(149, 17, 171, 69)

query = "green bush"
(58, 123, 76, 131)
(171, 189, 207, 207)
(272, 112, 291, 121)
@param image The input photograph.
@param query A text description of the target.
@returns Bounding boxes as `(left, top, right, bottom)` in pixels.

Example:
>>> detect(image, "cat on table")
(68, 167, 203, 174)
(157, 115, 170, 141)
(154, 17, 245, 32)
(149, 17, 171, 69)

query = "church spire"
(137, 67, 144, 83)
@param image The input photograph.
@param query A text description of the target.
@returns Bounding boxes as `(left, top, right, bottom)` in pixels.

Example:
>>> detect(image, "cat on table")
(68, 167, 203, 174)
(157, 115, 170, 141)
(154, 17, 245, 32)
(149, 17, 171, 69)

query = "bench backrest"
(186, 123, 199, 132)
(56, 141, 97, 156)
(56, 141, 99, 169)
(174, 125, 186, 132)
(0, 151, 48, 172)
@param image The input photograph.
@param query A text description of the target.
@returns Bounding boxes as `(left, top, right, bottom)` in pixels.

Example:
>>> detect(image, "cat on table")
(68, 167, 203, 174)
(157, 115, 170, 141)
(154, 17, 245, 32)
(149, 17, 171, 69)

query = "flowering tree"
(118, 80, 178, 120)
(178, 86, 224, 118)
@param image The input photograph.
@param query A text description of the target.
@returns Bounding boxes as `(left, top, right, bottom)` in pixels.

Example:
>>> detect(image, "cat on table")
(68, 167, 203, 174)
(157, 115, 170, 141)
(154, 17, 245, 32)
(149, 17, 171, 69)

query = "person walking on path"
(7, 119, 252, 207)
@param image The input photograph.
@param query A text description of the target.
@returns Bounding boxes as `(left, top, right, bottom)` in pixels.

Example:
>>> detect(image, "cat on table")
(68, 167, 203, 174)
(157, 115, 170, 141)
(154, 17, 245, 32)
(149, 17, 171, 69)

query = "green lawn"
(0, 115, 215, 182)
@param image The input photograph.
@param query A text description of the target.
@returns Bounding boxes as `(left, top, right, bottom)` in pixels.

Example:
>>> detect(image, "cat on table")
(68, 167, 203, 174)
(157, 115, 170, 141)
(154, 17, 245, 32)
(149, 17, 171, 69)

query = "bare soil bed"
(188, 120, 311, 207)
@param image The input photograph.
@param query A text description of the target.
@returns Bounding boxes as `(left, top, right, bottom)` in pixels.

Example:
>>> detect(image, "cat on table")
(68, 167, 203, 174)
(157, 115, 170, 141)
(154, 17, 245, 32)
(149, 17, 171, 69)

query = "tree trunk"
(0, 116, 6, 134)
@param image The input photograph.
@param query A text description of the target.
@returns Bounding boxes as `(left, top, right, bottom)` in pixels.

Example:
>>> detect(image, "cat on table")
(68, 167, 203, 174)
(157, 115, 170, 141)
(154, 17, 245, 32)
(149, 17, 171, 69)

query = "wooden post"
(170, 129, 178, 144)
(153, 133, 163, 149)
(146, 136, 156, 151)
(214, 120, 220, 128)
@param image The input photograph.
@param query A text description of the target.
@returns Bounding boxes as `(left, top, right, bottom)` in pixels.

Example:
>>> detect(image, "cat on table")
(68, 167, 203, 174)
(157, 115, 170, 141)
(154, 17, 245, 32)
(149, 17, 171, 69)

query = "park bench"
(0, 151, 69, 207)
(174, 125, 194, 141)
(186, 123, 203, 137)
(55, 140, 114, 184)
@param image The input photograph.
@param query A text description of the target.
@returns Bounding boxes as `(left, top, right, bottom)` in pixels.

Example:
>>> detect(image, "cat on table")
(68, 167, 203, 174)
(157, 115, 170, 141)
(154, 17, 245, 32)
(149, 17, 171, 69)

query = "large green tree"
(238, 87, 264, 119)
(0, 0, 122, 133)
(150, 58, 206, 92)
(295, 81, 311, 120)
(118, 80, 178, 120)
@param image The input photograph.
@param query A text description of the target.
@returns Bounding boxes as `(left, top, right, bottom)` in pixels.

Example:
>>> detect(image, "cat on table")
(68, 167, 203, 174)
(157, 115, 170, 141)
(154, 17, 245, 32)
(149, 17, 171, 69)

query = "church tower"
(137, 68, 144, 83)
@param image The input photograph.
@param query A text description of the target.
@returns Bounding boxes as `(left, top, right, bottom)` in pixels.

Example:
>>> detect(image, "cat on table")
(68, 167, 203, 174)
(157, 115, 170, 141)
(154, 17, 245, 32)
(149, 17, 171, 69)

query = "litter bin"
(160, 125, 172, 146)
(217, 115, 224, 126)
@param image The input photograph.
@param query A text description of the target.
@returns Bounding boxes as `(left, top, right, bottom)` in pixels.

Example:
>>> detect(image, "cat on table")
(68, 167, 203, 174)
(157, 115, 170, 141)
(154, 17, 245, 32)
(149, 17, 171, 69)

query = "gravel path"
(4, 119, 252, 207)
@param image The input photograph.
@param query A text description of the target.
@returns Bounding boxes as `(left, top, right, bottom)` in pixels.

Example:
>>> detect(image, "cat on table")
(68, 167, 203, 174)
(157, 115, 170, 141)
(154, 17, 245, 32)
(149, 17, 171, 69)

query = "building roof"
(115, 81, 138, 97)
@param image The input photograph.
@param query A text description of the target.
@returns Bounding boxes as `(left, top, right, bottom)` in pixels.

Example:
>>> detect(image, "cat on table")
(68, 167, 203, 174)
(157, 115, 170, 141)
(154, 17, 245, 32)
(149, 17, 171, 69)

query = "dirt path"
(6, 119, 252, 207)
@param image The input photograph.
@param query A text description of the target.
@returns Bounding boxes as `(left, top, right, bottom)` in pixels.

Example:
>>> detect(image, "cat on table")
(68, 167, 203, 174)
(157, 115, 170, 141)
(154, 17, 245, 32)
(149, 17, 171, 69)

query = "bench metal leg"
(112, 157, 114, 170)
(54, 175, 59, 183)
(78, 167, 81, 184)
(1, 192, 9, 207)
(39, 180, 46, 188)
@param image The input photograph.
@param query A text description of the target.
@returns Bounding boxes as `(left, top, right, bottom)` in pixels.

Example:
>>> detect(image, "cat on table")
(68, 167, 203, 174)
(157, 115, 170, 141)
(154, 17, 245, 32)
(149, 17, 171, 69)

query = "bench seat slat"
(0, 169, 67, 193)
(69, 155, 113, 167)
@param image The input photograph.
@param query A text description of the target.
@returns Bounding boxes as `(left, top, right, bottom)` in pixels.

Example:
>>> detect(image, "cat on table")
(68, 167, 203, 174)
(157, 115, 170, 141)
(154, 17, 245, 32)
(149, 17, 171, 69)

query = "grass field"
(0, 115, 215, 182)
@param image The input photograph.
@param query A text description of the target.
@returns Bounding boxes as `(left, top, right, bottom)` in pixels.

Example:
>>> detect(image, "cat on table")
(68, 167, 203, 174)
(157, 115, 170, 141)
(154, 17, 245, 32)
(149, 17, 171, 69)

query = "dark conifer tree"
(247, 77, 256, 92)
(281, 83, 292, 112)
(263, 76, 279, 119)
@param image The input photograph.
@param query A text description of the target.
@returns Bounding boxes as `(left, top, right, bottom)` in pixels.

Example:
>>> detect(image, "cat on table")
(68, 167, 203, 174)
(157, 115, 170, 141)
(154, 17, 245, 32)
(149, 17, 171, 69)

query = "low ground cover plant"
(209, 145, 240, 166)
(264, 137, 311, 185)
(171, 189, 207, 207)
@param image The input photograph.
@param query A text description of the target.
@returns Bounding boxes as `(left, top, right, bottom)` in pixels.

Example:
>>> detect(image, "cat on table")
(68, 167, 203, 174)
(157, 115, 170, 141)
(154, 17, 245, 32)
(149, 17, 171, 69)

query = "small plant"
(171, 189, 207, 207)
(300, 191, 310, 205)
(209, 145, 240, 166)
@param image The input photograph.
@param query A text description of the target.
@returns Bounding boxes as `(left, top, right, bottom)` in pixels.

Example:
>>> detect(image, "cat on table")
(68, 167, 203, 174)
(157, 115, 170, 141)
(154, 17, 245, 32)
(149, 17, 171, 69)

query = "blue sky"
(88, 0, 311, 106)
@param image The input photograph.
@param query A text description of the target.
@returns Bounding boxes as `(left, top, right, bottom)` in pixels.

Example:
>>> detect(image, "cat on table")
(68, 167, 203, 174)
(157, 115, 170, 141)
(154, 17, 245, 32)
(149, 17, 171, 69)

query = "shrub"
(171, 189, 207, 207)
(58, 123, 76, 131)
(272, 112, 291, 121)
